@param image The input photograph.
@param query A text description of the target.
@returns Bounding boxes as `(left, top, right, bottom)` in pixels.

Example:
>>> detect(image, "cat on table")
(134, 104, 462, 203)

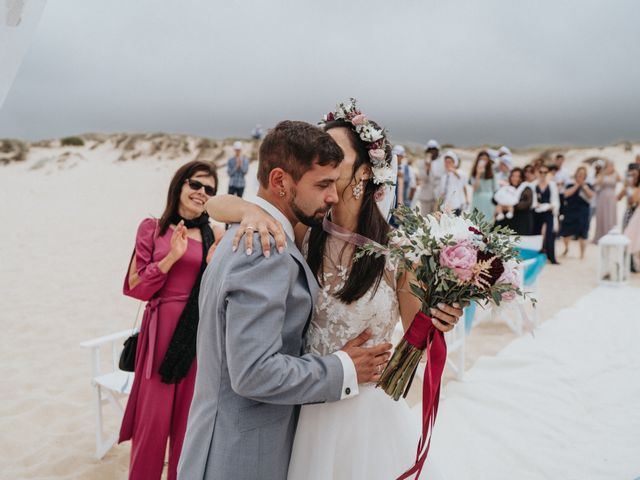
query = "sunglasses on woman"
(186, 178, 216, 197)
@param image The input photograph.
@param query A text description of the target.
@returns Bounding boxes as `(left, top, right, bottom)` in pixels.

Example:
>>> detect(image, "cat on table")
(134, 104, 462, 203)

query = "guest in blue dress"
(533, 165, 560, 264)
(470, 151, 496, 223)
(559, 166, 595, 259)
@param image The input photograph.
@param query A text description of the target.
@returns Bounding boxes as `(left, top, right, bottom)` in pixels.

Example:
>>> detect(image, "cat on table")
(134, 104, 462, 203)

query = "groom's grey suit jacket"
(178, 224, 346, 480)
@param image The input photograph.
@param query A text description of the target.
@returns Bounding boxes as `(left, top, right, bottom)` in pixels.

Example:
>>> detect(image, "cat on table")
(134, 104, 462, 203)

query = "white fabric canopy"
(0, 0, 47, 108)
(428, 285, 640, 479)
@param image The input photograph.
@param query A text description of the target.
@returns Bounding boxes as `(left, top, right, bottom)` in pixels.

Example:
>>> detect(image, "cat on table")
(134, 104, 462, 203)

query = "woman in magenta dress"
(119, 161, 224, 480)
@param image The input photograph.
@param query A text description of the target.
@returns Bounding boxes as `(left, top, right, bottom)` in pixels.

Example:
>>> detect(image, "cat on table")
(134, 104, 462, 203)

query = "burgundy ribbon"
(397, 311, 448, 480)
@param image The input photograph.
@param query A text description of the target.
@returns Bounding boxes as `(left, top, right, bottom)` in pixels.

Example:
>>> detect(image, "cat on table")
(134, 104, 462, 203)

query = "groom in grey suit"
(178, 121, 392, 480)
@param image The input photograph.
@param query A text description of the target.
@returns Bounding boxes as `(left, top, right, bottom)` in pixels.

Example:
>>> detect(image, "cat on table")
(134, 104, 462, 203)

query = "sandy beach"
(0, 136, 638, 479)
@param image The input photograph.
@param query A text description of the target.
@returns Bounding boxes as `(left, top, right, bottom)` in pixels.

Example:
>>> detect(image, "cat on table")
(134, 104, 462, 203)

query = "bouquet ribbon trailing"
(395, 312, 447, 480)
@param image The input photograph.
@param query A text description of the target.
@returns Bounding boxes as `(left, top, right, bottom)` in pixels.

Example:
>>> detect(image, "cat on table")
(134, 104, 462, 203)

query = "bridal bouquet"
(359, 206, 528, 399)
(357, 206, 532, 479)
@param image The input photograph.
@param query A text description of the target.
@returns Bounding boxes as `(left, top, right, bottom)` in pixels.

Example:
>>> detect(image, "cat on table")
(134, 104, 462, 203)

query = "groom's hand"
(341, 329, 392, 384)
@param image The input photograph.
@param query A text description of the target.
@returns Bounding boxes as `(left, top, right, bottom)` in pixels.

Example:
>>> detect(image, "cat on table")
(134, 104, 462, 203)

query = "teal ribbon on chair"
(516, 248, 547, 286)
(462, 248, 546, 334)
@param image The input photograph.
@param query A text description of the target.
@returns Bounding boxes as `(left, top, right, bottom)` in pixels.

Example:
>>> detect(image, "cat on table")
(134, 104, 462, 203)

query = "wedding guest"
(559, 166, 594, 259)
(416, 139, 444, 213)
(469, 150, 496, 221)
(439, 150, 468, 215)
(593, 159, 621, 242)
(553, 154, 571, 192)
(493, 145, 511, 175)
(494, 167, 534, 235)
(588, 160, 604, 223)
(119, 161, 224, 480)
(522, 164, 539, 210)
(495, 155, 513, 187)
(393, 145, 406, 211)
(553, 154, 570, 218)
(227, 141, 250, 197)
(618, 168, 640, 271)
(394, 145, 417, 206)
(533, 164, 560, 264)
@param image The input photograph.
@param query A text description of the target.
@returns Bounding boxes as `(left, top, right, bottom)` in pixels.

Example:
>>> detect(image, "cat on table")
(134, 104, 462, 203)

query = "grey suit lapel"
(287, 239, 319, 305)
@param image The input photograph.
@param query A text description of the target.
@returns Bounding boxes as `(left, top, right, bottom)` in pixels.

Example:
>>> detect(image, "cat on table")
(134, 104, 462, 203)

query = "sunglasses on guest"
(186, 178, 216, 196)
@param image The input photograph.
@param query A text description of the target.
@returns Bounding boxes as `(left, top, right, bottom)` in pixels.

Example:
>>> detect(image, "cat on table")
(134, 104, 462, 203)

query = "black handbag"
(119, 332, 139, 372)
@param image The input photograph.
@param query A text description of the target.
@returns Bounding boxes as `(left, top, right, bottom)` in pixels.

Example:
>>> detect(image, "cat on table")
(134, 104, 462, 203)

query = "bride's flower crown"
(320, 98, 395, 187)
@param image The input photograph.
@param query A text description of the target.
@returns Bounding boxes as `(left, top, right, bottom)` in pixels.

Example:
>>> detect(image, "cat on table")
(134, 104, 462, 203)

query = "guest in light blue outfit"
(470, 151, 496, 222)
(227, 141, 249, 197)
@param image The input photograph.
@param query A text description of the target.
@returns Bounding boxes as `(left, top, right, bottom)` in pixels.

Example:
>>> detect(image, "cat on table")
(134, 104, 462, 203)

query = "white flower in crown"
(355, 123, 384, 143)
(371, 164, 395, 185)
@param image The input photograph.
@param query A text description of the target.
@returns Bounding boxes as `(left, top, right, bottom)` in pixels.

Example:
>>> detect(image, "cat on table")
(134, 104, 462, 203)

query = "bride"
(205, 100, 462, 479)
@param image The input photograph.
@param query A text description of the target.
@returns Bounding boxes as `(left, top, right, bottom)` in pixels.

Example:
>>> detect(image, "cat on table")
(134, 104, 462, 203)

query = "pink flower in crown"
(374, 186, 386, 202)
(351, 114, 367, 126)
(369, 149, 386, 163)
(439, 240, 478, 282)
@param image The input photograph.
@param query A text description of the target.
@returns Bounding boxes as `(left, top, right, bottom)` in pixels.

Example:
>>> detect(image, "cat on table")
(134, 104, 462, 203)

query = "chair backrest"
(511, 235, 543, 251)
(80, 329, 138, 379)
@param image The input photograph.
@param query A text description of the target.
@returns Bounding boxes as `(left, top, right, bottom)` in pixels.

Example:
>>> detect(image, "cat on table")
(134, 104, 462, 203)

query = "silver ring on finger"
(246, 225, 256, 232)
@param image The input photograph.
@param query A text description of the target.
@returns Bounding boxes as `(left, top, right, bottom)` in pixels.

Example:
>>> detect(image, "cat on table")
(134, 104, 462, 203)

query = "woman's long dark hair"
(307, 119, 391, 304)
(158, 160, 218, 235)
(471, 151, 494, 179)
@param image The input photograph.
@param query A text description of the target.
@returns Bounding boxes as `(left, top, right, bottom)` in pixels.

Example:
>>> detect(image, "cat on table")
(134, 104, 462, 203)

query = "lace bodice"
(303, 235, 401, 356)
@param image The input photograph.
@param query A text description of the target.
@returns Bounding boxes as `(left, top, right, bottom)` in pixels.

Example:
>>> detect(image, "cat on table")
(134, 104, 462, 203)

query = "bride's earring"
(352, 178, 364, 200)
(279, 190, 285, 198)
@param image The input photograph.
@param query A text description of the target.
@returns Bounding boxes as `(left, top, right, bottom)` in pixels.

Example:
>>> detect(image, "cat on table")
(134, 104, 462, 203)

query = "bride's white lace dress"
(287, 236, 445, 480)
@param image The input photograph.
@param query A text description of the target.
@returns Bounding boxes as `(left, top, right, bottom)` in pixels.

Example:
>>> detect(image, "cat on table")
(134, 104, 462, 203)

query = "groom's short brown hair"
(257, 120, 343, 188)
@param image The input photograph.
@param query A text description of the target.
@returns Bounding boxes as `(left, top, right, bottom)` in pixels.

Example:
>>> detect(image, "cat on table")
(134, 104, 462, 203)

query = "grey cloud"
(1, 0, 639, 147)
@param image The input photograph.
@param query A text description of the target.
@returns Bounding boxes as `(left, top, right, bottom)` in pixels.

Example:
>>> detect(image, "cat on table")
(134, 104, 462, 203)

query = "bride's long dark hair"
(306, 119, 392, 304)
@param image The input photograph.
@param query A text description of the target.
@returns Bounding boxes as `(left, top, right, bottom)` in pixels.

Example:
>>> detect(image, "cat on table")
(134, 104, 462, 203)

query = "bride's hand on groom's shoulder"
(341, 329, 392, 384)
(232, 206, 287, 257)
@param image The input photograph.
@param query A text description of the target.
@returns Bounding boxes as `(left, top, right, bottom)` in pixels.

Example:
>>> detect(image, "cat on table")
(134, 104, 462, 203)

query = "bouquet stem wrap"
(377, 311, 447, 480)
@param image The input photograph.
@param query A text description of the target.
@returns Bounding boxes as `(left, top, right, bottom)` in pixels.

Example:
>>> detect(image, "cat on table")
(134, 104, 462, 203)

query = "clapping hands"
(169, 220, 189, 261)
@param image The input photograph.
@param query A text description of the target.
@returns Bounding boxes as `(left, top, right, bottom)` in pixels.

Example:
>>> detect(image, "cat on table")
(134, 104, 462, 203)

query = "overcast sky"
(1, 0, 639, 147)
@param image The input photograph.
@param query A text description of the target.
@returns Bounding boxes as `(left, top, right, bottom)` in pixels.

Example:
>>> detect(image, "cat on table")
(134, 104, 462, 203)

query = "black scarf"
(159, 212, 214, 384)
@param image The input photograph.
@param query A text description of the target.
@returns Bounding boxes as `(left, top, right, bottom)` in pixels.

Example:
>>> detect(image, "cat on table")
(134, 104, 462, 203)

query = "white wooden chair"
(80, 330, 136, 459)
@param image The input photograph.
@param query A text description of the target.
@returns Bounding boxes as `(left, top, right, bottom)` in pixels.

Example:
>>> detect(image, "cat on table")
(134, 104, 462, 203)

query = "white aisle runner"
(428, 286, 640, 480)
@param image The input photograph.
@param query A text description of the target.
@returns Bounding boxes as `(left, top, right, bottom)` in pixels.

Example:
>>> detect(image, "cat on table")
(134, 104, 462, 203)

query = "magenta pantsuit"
(119, 218, 201, 480)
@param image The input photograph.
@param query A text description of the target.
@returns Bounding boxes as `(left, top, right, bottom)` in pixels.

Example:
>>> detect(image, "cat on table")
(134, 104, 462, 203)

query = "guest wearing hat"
(227, 141, 250, 197)
(498, 146, 512, 157)
(416, 139, 444, 214)
(394, 145, 417, 207)
(439, 150, 468, 215)
(495, 155, 513, 188)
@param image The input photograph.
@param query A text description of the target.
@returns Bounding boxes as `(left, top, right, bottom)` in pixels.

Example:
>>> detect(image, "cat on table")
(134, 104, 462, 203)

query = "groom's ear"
(268, 167, 289, 193)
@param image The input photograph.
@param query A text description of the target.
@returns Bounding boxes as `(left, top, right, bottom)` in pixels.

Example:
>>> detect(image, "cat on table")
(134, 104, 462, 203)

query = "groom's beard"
(289, 191, 329, 228)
